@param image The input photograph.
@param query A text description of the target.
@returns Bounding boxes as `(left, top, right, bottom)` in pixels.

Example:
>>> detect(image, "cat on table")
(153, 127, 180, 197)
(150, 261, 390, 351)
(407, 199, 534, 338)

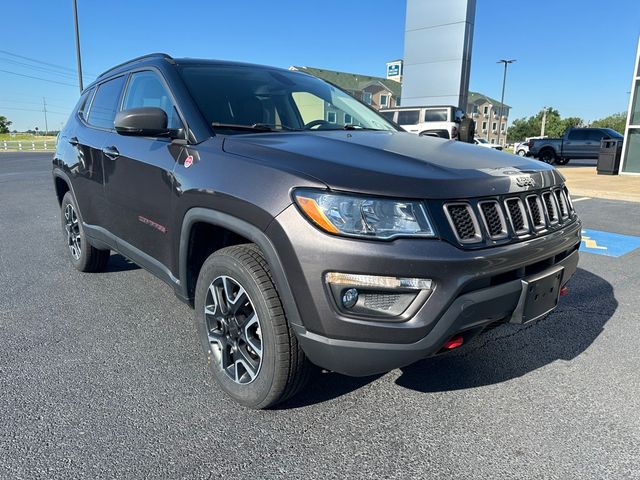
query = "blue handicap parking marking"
(581, 229, 640, 257)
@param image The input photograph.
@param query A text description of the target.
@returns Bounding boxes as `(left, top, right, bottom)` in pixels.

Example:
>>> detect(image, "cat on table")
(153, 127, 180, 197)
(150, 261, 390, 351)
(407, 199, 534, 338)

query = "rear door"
(102, 69, 185, 268)
(397, 109, 420, 133)
(584, 129, 607, 158)
(563, 129, 587, 158)
(74, 76, 128, 227)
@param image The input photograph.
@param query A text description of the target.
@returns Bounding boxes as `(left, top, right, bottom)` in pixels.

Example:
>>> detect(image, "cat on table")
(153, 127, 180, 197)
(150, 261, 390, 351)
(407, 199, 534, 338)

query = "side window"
(567, 129, 586, 141)
(76, 87, 94, 122)
(123, 71, 182, 129)
(87, 75, 126, 129)
(588, 129, 605, 141)
(424, 108, 447, 122)
(397, 110, 419, 125)
(380, 111, 395, 122)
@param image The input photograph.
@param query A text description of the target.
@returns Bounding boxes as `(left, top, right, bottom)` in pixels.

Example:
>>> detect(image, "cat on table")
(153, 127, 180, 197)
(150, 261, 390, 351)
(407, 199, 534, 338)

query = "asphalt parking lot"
(1, 152, 639, 479)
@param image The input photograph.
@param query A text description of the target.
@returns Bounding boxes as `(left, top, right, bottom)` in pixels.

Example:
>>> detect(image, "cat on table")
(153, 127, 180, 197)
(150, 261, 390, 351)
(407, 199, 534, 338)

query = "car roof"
(87, 52, 298, 92)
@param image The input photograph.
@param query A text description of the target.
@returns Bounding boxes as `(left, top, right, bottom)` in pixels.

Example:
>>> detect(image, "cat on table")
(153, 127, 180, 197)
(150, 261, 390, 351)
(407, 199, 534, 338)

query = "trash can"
(597, 138, 623, 175)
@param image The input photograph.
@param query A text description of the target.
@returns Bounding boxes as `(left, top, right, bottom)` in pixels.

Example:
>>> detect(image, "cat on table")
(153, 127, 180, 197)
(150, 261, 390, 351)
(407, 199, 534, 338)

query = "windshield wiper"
(342, 124, 386, 131)
(211, 122, 300, 132)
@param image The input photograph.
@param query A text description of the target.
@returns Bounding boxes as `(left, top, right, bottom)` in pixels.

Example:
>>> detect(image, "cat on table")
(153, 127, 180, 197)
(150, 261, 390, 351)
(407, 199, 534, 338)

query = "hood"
(222, 130, 563, 199)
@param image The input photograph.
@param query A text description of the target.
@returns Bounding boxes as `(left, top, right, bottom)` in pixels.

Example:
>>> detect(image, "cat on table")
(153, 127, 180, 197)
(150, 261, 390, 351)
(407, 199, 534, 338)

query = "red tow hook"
(442, 335, 464, 350)
(560, 286, 569, 297)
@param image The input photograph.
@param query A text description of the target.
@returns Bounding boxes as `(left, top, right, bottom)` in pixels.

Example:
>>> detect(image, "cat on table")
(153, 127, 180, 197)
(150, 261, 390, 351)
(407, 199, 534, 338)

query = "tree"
(0, 115, 12, 134)
(506, 108, 584, 142)
(591, 112, 627, 134)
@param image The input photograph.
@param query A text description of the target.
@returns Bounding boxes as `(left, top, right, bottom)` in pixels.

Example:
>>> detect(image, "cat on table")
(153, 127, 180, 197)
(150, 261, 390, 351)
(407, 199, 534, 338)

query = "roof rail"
(97, 53, 174, 79)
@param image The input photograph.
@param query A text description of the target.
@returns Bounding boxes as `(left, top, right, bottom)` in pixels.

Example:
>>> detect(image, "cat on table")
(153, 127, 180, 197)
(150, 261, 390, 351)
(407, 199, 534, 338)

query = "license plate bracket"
(510, 266, 564, 324)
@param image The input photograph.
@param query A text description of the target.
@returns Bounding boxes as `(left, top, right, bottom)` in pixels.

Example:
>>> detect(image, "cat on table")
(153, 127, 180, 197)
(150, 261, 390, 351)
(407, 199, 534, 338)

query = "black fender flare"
(178, 208, 303, 328)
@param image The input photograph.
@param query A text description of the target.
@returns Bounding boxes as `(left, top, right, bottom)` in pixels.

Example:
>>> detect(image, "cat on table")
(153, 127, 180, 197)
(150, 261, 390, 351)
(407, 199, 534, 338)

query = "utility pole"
(541, 107, 548, 137)
(496, 59, 515, 147)
(42, 97, 49, 135)
(72, 0, 84, 92)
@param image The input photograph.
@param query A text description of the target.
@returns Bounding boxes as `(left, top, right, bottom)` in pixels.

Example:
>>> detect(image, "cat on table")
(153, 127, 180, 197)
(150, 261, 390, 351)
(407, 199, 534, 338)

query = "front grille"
(505, 198, 528, 234)
(445, 204, 479, 242)
(441, 186, 576, 248)
(555, 189, 569, 218)
(542, 192, 559, 224)
(479, 201, 506, 239)
(526, 195, 545, 229)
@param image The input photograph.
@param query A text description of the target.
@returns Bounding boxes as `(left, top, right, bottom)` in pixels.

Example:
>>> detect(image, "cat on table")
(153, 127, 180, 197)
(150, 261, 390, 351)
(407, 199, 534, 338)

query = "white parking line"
(572, 197, 591, 203)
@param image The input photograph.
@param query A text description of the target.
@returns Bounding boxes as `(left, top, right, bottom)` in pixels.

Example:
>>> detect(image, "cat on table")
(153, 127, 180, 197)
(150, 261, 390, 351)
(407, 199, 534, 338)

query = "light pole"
(496, 59, 515, 147)
(73, 0, 84, 92)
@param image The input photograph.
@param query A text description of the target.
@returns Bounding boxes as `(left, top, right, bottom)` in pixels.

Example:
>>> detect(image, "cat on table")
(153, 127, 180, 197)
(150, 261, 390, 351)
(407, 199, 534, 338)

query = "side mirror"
(114, 107, 169, 137)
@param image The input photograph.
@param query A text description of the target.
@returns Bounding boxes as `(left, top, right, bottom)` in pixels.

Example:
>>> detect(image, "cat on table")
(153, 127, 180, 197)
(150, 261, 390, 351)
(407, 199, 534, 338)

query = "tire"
(555, 157, 570, 165)
(195, 244, 311, 409)
(516, 149, 526, 156)
(458, 117, 475, 143)
(539, 148, 557, 164)
(60, 191, 110, 272)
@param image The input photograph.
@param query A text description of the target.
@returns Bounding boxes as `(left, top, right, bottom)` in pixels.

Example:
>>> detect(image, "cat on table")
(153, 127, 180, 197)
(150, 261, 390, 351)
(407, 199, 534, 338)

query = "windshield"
(178, 64, 398, 133)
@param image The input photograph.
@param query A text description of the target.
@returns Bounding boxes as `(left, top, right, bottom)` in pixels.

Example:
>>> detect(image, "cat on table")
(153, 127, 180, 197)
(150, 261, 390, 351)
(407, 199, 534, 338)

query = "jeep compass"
(53, 53, 581, 408)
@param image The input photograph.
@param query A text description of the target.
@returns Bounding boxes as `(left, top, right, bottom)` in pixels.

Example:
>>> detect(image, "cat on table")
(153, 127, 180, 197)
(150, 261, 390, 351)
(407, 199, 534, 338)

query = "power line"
(0, 98, 69, 109)
(0, 49, 97, 76)
(0, 68, 78, 87)
(0, 57, 85, 81)
(0, 105, 68, 115)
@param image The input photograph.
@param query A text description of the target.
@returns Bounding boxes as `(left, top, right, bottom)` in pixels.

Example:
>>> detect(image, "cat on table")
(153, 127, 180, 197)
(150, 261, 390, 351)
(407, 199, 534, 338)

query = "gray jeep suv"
(53, 53, 581, 408)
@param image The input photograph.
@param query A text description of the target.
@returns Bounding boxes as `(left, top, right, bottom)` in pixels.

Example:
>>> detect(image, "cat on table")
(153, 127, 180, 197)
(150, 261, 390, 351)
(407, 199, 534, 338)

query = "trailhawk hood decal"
(222, 131, 563, 199)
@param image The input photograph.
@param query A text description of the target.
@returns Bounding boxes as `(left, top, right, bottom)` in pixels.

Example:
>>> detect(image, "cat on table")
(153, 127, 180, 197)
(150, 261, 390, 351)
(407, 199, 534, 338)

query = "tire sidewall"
(194, 251, 279, 408)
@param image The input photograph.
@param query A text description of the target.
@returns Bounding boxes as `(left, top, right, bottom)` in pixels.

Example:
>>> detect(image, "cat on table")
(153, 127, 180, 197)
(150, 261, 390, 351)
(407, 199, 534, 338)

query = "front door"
(102, 70, 185, 269)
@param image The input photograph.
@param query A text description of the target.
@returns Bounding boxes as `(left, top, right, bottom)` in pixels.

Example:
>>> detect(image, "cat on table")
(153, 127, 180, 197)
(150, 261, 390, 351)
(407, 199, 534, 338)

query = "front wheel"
(516, 149, 526, 156)
(195, 244, 311, 409)
(60, 192, 110, 272)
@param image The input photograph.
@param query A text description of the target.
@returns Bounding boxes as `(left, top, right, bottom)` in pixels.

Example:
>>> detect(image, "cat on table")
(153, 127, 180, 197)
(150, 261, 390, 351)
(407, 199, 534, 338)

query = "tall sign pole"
(73, 0, 84, 92)
(496, 59, 515, 146)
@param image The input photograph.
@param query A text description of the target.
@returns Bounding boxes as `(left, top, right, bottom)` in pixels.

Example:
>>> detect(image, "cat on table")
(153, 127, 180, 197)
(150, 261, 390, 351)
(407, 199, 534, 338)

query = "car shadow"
(394, 268, 615, 393)
(105, 253, 140, 273)
(276, 267, 615, 408)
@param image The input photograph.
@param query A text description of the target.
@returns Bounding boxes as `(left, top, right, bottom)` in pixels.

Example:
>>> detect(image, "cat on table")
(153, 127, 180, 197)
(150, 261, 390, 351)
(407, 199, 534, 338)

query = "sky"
(1, 0, 639, 132)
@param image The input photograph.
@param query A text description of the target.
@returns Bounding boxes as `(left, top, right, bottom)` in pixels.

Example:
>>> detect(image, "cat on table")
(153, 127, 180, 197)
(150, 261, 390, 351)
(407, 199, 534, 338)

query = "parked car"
(474, 137, 503, 150)
(514, 136, 547, 157)
(529, 128, 623, 165)
(53, 54, 581, 408)
(379, 105, 463, 139)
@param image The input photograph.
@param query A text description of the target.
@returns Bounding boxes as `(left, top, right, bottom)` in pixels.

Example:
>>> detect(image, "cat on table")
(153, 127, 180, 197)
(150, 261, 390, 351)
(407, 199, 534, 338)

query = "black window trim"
(76, 86, 96, 124)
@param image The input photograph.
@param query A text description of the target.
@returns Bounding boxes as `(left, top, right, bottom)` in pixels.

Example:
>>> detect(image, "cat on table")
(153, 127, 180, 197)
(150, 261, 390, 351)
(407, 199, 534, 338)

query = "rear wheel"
(195, 244, 311, 409)
(516, 149, 526, 156)
(539, 149, 557, 164)
(60, 192, 110, 272)
(555, 157, 570, 165)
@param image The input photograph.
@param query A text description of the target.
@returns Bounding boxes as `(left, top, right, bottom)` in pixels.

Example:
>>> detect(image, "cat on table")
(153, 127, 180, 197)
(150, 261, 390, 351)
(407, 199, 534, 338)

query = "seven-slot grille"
(443, 187, 574, 246)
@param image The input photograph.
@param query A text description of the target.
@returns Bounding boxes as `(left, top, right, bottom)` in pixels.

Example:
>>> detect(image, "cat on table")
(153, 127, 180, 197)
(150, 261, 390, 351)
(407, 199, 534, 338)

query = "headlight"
(293, 189, 435, 239)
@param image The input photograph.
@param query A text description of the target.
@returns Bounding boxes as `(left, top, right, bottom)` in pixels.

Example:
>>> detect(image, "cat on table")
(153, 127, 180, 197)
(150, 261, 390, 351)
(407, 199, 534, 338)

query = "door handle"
(68, 137, 79, 146)
(102, 146, 120, 160)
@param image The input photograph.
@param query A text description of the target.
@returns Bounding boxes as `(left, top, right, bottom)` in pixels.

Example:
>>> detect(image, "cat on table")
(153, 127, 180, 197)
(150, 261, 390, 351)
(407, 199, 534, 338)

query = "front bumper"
(267, 205, 581, 376)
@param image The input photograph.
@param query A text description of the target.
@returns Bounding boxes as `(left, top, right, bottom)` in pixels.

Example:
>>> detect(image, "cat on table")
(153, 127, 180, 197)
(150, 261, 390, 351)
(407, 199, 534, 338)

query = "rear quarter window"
(379, 111, 395, 122)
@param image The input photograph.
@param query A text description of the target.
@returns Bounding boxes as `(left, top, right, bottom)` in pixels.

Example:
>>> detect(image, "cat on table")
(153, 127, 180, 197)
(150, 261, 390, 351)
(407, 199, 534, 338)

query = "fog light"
(341, 288, 359, 309)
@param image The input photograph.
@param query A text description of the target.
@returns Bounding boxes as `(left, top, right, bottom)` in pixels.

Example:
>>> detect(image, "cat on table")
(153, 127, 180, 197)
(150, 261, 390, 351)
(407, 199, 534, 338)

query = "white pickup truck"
(380, 105, 464, 140)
